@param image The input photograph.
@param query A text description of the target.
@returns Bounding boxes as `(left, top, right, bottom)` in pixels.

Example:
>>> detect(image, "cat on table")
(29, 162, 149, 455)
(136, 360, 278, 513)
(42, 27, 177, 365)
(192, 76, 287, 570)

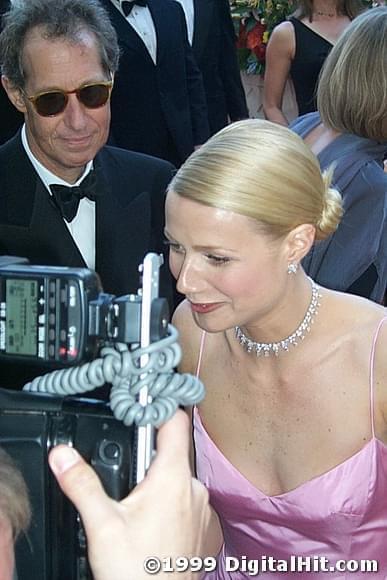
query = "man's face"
(3, 27, 111, 182)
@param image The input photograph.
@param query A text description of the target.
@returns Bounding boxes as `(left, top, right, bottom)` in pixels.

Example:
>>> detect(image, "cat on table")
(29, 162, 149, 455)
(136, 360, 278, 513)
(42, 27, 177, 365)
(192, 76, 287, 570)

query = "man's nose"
(63, 93, 89, 131)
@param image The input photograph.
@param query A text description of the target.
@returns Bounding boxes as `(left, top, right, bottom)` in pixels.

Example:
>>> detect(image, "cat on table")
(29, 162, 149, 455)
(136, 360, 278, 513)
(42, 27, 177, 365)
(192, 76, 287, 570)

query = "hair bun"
(315, 168, 343, 240)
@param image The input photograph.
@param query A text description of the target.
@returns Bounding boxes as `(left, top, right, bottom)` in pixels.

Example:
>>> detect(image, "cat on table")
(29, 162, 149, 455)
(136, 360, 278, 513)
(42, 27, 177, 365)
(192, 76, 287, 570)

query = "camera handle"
(137, 253, 163, 483)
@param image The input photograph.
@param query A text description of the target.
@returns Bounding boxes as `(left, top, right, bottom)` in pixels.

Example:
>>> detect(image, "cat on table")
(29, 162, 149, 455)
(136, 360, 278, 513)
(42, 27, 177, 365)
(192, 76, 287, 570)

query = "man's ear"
(285, 224, 316, 263)
(1, 75, 27, 113)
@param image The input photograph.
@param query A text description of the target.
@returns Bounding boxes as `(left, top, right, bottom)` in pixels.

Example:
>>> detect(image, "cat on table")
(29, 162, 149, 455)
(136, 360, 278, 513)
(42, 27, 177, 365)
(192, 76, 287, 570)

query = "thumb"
(48, 445, 114, 531)
(146, 409, 190, 477)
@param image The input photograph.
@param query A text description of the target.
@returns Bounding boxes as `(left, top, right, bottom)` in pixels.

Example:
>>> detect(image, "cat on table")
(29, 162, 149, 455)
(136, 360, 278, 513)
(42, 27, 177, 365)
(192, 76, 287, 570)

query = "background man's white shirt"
(21, 125, 96, 269)
(111, 0, 157, 63)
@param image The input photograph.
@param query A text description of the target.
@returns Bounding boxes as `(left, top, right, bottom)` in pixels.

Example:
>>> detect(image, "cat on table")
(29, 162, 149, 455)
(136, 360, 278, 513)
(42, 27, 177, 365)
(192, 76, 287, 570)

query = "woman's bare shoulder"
(269, 20, 295, 44)
(172, 300, 204, 374)
(272, 20, 295, 36)
(265, 20, 295, 62)
(324, 288, 386, 334)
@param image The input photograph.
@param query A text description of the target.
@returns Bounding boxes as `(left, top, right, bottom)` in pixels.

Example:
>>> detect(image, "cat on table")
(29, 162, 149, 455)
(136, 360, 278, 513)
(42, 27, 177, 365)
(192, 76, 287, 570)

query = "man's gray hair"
(0, 0, 120, 89)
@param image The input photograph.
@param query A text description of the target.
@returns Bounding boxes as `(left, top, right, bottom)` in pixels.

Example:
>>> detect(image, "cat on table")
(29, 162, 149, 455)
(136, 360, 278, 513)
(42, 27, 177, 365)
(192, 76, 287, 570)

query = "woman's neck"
(236, 275, 321, 352)
(311, 0, 339, 18)
(304, 123, 342, 156)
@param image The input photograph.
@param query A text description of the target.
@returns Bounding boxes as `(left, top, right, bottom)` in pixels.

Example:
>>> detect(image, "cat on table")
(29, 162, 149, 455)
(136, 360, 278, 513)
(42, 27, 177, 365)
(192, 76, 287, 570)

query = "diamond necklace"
(235, 279, 321, 357)
(314, 10, 335, 16)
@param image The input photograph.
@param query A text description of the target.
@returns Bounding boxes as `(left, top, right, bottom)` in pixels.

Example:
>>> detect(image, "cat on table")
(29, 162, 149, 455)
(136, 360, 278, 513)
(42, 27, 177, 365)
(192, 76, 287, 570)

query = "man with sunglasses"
(0, 0, 175, 389)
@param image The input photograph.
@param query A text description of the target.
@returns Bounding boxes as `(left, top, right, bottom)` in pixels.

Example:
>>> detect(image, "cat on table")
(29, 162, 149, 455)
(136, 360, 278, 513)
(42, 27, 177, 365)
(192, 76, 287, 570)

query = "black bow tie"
(121, 0, 147, 17)
(50, 170, 100, 222)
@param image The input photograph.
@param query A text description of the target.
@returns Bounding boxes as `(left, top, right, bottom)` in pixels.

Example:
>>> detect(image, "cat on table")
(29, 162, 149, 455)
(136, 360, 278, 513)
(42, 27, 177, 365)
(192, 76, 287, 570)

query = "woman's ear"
(285, 224, 316, 263)
(1, 76, 27, 113)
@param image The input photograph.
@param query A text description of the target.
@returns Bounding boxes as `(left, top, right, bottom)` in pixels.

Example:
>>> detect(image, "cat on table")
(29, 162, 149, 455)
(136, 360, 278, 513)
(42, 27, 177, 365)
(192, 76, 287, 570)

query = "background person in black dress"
(263, 0, 363, 125)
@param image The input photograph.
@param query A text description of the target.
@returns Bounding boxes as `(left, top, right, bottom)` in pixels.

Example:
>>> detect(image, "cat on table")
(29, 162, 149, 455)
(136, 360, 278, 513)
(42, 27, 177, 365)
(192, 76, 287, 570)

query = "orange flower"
(246, 20, 266, 51)
(243, 20, 266, 61)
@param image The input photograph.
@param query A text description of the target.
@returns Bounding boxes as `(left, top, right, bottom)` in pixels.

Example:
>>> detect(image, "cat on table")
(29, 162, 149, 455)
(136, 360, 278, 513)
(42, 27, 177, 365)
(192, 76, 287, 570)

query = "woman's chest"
(197, 358, 371, 497)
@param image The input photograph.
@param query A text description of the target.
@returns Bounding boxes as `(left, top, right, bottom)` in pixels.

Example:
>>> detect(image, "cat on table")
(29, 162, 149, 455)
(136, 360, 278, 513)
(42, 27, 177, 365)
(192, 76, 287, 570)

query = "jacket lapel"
(192, 0, 213, 59)
(0, 133, 85, 266)
(147, 0, 172, 65)
(28, 179, 86, 266)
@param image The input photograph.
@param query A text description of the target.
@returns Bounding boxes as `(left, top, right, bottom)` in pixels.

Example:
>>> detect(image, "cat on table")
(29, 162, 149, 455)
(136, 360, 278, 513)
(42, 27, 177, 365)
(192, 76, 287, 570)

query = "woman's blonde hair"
(168, 119, 343, 242)
(318, 7, 387, 141)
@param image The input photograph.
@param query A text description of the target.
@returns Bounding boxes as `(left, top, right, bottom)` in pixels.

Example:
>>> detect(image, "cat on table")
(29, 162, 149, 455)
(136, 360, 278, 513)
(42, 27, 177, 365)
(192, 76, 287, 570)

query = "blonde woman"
(166, 119, 387, 578)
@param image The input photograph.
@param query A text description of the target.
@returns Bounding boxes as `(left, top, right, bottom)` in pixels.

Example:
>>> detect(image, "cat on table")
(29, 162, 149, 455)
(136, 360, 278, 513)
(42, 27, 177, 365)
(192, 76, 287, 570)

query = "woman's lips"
(189, 302, 223, 314)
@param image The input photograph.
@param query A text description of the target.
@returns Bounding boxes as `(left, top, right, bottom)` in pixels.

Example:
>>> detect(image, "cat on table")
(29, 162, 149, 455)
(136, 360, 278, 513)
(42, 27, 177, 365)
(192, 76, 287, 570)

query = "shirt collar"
(110, 0, 130, 18)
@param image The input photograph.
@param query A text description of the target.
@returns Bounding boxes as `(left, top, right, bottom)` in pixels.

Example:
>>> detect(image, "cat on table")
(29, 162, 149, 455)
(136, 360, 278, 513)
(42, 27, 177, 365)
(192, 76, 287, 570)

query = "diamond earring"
(287, 262, 298, 275)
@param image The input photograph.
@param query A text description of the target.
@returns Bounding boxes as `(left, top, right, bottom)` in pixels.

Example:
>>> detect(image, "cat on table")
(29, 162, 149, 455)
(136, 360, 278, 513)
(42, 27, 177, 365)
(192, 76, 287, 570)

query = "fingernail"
(50, 447, 80, 474)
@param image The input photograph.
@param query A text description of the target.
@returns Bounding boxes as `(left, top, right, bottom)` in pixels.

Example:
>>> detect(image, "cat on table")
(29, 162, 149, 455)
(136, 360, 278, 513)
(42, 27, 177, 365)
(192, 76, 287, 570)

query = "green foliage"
(230, 0, 383, 75)
(230, 0, 296, 74)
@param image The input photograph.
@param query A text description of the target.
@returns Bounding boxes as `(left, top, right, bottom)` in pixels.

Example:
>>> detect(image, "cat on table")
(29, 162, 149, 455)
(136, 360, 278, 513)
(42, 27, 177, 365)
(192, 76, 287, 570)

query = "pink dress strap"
(369, 316, 387, 438)
(195, 331, 206, 377)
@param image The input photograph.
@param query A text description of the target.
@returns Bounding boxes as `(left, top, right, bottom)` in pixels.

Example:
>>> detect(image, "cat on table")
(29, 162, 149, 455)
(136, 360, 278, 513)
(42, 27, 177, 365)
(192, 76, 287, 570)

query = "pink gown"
(193, 318, 387, 579)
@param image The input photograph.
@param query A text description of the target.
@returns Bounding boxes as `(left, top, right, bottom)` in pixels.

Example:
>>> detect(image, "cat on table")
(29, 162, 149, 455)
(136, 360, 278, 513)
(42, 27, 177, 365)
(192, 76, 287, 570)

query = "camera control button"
(105, 442, 120, 459)
(99, 440, 121, 463)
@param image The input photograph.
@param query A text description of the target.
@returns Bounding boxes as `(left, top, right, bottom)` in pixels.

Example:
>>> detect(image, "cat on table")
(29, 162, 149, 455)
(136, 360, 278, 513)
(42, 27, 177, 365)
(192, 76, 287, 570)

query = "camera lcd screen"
(5, 279, 38, 355)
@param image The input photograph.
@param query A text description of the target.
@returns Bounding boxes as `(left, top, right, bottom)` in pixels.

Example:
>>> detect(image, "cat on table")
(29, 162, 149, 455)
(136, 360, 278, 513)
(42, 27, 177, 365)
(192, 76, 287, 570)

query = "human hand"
(48, 410, 211, 580)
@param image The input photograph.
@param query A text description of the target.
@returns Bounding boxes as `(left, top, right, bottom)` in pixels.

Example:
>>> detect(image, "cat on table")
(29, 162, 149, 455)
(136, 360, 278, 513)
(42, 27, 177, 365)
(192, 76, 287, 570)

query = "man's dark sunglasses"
(23, 80, 113, 117)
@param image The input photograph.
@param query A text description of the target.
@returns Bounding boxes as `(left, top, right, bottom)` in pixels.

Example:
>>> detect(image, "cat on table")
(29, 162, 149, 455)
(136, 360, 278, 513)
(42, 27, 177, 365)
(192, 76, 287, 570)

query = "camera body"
(0, 388, 134, 580)
(0, 254, 168, 579)
(0, 256, 163, 369)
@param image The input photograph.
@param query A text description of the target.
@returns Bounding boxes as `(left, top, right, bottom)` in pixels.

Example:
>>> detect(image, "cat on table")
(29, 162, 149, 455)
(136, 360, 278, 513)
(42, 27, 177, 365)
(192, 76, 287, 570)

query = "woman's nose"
(175, 256, 205, 296)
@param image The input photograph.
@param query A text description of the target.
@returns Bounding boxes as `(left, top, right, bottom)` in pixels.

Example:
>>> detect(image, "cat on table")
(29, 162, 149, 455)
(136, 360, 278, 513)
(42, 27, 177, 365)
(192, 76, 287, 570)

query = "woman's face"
(165, 191, 290, 333)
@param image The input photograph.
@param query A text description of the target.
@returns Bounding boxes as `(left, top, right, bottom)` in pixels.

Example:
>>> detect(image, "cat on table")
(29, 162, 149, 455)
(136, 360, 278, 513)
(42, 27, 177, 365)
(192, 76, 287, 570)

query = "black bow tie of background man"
(121, 0, 148, 17)
(50, 170, 101, 223)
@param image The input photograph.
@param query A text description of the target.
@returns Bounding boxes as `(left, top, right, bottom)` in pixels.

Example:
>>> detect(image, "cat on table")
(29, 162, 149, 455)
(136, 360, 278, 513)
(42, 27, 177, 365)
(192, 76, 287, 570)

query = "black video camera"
(0, 389, 133, 580)
(0, 254, 169, 580)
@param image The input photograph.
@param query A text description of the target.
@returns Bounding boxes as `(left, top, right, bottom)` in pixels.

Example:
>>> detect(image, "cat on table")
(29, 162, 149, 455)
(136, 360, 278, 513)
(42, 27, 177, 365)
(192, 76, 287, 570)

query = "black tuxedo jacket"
(104, 0, 209, 165)
(192, 0, 248, 135)
(0, 133, 175, 388)
(0, 133, 174, 298)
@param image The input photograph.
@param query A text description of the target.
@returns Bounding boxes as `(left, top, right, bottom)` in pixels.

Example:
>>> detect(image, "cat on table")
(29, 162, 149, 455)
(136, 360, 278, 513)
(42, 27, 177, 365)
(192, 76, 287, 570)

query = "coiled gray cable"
(24, 324, 205, 427)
